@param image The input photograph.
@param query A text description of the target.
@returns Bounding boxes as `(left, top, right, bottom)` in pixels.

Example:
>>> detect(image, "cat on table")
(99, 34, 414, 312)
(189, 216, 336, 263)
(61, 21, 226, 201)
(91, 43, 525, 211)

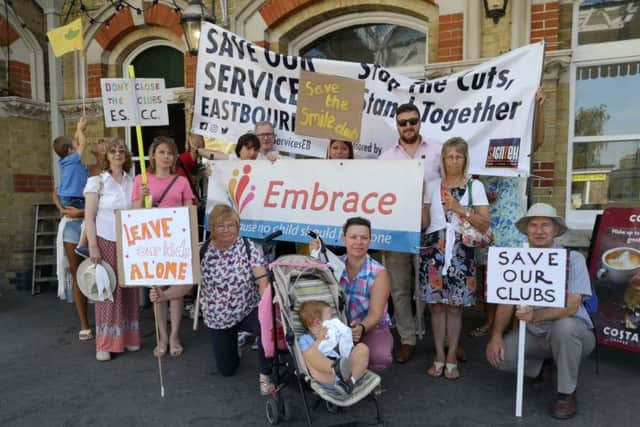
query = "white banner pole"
(515, 317, 526, 417)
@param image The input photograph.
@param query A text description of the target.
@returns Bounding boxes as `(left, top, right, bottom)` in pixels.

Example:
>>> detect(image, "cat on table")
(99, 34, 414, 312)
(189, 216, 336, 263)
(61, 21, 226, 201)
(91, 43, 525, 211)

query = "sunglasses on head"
(397, 117, 420, 127)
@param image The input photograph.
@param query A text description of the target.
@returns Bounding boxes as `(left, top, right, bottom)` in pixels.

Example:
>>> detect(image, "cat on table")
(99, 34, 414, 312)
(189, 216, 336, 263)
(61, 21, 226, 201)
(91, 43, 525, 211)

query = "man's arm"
(515, 293, 583, 323)
(486, 304, 515, 367)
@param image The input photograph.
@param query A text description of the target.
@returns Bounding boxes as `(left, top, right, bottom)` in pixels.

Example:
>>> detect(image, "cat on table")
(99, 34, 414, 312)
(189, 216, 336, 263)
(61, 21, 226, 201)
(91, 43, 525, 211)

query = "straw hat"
(77, 259, 117, 301)
(515, 203, 568, 236)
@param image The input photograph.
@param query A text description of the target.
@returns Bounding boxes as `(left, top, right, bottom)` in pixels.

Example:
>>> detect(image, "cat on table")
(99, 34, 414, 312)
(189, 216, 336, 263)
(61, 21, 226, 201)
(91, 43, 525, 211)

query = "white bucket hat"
(515, 203, 568, 236)
(77, 259, 117, 301)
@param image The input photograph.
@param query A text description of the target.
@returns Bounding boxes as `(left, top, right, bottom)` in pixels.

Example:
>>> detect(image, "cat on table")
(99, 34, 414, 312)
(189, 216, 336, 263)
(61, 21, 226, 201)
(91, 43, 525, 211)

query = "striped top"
(339, 255, 391, 327)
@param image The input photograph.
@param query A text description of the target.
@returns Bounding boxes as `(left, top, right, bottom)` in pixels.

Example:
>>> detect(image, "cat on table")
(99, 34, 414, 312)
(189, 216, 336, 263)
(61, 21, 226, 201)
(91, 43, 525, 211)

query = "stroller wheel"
(325, 401, 339, 413)
(266, 398, 280, 425)
(280, 398, 291, 421)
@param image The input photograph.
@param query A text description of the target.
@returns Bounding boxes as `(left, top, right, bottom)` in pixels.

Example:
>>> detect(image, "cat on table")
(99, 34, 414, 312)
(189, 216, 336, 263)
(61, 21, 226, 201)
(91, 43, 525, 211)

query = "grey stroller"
(264, 253, 383, 425)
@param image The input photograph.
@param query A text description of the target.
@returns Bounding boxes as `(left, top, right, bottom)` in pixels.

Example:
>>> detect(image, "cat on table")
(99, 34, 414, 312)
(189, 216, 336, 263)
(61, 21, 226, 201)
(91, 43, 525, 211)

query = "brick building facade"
(1, 0, 639, 287)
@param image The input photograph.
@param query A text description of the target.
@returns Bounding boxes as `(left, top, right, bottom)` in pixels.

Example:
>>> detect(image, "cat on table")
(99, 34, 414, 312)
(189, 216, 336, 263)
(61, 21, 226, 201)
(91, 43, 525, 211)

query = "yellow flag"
(47, 18, 83, 57)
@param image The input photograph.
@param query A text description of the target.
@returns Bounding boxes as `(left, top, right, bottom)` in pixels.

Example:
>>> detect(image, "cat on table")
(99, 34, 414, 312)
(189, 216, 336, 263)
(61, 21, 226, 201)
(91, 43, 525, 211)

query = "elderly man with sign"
(486, 203, 595, 420)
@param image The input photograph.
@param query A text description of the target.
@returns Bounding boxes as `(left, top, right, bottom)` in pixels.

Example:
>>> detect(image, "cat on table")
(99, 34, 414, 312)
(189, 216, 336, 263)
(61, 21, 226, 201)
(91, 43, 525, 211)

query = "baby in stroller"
(298, 300, 370, 394)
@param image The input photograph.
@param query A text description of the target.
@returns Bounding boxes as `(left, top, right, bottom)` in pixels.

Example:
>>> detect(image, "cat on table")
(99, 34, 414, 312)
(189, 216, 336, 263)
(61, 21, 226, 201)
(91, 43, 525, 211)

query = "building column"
(40, 0, 65, 185)
(511, 0, 532, 50)
(464, 0, 482, 59)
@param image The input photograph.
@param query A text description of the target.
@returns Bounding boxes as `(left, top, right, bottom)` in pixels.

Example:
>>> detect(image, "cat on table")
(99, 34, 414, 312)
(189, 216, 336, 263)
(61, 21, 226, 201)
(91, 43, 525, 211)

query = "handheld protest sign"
(487, 247, 568, 417)
(295, 70, 365, 143)
(487, 247, 567, 307)
(115, 206, 201, 287)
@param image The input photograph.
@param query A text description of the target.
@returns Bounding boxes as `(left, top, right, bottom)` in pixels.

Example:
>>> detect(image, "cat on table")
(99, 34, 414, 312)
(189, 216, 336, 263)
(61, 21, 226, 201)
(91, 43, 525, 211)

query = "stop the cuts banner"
(207, 160, 424, 253)
(192, 22, 543, 177)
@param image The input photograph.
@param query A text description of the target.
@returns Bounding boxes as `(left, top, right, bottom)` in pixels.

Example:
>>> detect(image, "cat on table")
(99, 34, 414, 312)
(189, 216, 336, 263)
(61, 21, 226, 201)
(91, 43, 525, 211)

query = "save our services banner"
(192, 22, 543, 177)
(207, 160, 424, 253)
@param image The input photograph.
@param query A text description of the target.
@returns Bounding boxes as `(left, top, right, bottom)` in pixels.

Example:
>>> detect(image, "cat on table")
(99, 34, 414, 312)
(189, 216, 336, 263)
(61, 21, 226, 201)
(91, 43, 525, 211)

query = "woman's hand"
(140, 183, 150, 197)
(309, 237, 321, 253)
(149, 287, 166, 303)
(61, 206, 84, 219)
(442, 191, 465, 216)
(350, 321, 364, 343)
(536, 86, 546, 107)
(89, 244, 101, 265)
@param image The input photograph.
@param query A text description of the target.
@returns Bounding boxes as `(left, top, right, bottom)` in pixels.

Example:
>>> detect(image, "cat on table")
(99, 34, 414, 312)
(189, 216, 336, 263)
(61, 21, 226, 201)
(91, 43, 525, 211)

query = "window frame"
(288, 11, 429, 79)
(566, 1, 640, 230)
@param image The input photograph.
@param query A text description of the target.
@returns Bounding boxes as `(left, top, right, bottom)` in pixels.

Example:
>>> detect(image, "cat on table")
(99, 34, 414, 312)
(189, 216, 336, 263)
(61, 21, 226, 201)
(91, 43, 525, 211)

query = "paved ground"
(1, 287, 638, 427)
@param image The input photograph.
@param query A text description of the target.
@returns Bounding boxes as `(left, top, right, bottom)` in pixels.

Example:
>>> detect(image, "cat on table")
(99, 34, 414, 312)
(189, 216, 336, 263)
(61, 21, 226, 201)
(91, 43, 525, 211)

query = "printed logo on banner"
(485, 138, 521, 168)
(228, 165, 256, 213)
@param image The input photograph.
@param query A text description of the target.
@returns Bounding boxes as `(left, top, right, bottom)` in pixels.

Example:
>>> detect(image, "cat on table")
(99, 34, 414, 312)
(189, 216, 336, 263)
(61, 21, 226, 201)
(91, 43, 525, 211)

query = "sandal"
(259, 375, 275, 396)
(468, 326, 489, 337)
(427, 361, 444, 377)
(79, 329, 93, 341)
(444, 363, 460, 380)
(170, 342, 184, 357)
(153, 342, 168, 358)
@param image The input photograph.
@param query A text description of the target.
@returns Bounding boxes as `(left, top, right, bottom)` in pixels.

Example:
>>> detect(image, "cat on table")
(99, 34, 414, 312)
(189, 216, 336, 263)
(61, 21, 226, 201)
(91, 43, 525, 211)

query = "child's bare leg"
(349, 343, 369, 381)
(302, 348, 335, 385)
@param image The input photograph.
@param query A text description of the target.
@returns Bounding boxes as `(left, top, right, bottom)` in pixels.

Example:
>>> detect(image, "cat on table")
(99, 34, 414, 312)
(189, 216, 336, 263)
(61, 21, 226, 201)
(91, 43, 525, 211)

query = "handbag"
(461, 179, 493, 248)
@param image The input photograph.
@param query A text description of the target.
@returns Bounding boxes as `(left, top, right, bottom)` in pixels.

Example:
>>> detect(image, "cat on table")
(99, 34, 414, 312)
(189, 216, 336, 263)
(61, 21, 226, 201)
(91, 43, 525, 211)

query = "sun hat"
(77, 259, 117, 301)
(515, 203, 568, 236)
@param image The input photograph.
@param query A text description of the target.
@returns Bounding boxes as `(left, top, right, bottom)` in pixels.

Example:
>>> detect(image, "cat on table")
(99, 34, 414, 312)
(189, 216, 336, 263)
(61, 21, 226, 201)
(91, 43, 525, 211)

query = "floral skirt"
(95, 237, 140, 352)
(419, 230, 476, 307)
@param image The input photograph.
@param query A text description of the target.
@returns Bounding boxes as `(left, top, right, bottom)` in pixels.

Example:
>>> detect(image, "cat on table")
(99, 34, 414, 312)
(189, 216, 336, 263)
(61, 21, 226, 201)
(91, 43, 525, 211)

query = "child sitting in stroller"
(298, 300, 370, 394)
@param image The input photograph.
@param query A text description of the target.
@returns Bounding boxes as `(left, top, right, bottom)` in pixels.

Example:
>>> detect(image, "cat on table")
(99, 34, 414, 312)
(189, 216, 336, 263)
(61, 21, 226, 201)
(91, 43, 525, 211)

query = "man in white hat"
(485, 203, 595, 420)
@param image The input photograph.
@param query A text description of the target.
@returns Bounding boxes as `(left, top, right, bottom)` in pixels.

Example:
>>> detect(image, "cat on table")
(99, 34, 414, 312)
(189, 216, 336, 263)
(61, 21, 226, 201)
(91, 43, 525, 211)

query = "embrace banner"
(207, 160, 424, 253)
(192, 22, 543, 177)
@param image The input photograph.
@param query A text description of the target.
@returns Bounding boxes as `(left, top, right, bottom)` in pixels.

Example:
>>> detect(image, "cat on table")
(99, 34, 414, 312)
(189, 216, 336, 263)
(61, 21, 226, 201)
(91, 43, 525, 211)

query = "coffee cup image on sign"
(597, 247, 640, 284)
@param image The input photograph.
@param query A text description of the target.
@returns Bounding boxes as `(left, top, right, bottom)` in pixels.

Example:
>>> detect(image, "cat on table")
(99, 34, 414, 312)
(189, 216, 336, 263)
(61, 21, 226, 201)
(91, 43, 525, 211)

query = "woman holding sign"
(84, 137, 139, 361)
(132, 136, 195, 358)
(420, 137, 490, 380)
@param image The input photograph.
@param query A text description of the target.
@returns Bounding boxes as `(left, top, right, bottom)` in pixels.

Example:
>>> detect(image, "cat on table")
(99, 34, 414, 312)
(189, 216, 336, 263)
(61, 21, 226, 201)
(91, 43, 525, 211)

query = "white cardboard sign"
(116, 207, 200, 287)
(486, 247, 567, 308)
(100, 78, 169, 127)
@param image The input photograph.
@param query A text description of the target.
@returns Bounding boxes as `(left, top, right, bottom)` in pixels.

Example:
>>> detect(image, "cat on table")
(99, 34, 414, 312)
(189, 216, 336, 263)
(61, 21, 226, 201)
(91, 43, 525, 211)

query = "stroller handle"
(264, 229, 283, 242)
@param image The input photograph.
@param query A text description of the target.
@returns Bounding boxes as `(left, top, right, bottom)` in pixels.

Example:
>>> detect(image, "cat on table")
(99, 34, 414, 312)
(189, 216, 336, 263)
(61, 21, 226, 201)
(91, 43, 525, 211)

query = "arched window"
(131, 45, 184, 88)
(300, 23, 426, 69)
(289, 12, 428, 77)
(123, 42, 186, 166)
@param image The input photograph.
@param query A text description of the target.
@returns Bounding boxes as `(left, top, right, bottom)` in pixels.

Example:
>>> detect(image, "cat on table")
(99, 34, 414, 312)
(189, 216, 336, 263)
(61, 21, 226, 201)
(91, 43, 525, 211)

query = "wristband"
(358, 323, 366, 335)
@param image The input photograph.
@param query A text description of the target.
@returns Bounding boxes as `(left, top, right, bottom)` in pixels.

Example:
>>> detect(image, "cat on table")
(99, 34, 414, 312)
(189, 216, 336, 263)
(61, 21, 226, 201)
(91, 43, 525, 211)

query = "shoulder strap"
(154, 175, 180, 207)
(242, 237, 258, 282)
(466, 179, 474, 208)
(199, 239, 210, 260)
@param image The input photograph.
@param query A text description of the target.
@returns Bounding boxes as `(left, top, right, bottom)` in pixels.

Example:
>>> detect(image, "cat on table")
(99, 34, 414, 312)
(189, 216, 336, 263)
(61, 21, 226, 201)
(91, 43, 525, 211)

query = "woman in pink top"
(132, 136, 195, 358)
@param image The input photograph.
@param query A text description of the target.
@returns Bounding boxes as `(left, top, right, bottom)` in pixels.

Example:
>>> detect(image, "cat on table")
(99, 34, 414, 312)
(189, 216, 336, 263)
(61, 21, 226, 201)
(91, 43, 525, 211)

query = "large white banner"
(192, 23, 543, 177)
(207, 160, 424, 253)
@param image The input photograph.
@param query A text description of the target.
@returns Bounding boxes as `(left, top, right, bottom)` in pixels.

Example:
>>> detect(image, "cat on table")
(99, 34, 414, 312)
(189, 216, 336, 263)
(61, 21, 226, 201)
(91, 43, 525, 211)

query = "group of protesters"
(53, 86, 595, 420)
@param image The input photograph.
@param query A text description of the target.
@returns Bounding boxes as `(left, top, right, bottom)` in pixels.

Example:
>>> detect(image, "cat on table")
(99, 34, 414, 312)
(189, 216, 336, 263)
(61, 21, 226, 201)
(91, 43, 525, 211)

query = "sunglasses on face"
(396, 117, 420, 127)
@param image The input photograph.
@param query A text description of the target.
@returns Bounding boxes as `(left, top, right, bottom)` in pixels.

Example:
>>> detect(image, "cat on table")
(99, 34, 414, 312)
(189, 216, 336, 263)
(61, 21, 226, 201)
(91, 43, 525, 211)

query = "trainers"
(333, 377, 353, 395)
(96, 351, 111, 362)
(332, 357, 352, 384)
(74, 246, 90, 259)
(259, 374, 275, 395)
